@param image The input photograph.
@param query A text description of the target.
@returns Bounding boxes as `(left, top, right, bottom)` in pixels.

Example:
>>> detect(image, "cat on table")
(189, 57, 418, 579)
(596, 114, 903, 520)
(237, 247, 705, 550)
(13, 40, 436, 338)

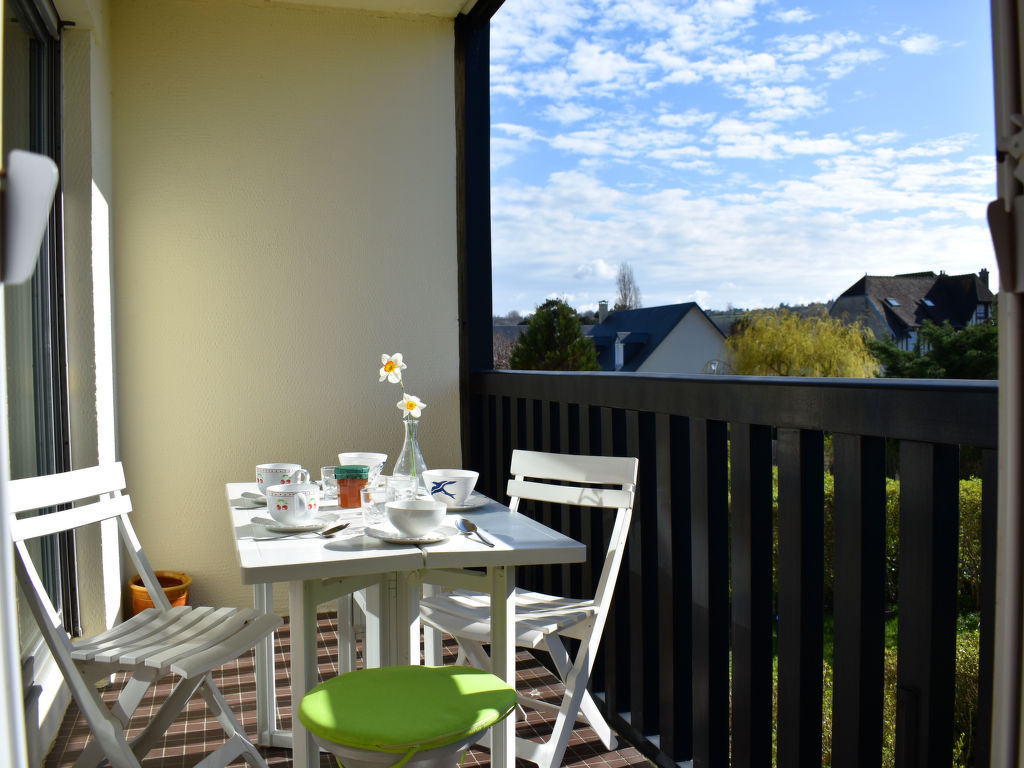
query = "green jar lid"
(335, 465, 369, 480)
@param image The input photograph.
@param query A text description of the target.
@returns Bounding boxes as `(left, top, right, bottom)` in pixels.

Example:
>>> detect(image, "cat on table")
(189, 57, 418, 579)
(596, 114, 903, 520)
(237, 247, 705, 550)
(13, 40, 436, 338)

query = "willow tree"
(510, 298, 600, 371)
(726, 308, 878, 377)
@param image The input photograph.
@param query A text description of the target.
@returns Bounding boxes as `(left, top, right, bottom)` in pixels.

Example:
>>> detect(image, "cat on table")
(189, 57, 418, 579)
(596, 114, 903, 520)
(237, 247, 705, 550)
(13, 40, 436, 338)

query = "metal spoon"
(252, 522, 350, 541)
(456, 518, 494, 547)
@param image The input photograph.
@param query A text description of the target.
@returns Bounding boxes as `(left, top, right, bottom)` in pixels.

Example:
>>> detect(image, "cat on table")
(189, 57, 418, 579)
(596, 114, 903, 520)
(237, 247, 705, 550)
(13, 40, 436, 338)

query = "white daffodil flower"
(398, 393, 426, 419)
(379, 353, 406, 383)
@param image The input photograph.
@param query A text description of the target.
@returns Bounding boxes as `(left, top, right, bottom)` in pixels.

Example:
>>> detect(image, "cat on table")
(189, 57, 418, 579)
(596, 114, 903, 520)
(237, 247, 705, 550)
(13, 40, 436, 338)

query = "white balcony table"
(225, 481, 586, 768)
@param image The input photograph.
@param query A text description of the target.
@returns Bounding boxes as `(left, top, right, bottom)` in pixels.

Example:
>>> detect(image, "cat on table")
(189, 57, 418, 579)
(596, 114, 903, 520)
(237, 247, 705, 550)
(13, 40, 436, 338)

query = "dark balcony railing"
(462, 370, 998, 768)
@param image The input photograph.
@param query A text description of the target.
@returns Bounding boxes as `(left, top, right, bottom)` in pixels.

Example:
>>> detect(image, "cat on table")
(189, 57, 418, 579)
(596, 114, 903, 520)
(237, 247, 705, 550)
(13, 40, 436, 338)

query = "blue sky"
(488, 0, 997, 316)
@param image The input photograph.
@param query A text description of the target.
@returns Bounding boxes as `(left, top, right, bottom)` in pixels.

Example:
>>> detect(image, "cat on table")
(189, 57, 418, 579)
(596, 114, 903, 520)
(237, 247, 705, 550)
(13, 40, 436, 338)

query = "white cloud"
(656, 109, 717, 128)
(643, 41, 704, 83)
(772, 32, 863, 62)
(545, 103, 596, 124)
(899, 33, 943, 55)
(568, 40, 650, 89)
(770, 8, 815, 24)
(732, 83, 825, 120)
(855, 131, 905, 146)
(822, 48, 885, 79)
(574, 259, 619, 280)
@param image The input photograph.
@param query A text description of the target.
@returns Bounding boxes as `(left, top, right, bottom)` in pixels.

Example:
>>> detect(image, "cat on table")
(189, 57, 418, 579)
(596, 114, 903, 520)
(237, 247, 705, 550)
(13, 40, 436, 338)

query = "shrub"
(958, 478, 983, 611)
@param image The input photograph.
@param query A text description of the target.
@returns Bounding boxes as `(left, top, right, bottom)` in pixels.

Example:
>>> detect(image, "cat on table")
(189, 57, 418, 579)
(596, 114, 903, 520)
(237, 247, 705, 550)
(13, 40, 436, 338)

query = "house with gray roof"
(830, 269, 994, 350)
(586, 302, 727, 374)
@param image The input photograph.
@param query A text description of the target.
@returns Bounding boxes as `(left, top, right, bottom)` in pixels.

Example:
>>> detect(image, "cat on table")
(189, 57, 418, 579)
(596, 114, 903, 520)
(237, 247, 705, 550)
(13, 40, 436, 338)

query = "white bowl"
(337, 452, 388, 481)
(421, 469, 479, 507)
(385, 499, 445, 538)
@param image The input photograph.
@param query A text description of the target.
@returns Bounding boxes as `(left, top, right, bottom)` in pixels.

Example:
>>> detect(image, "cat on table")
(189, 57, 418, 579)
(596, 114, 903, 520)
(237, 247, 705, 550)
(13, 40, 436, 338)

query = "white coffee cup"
(257, 463, 310, 494)
(266, 482, 321, 527)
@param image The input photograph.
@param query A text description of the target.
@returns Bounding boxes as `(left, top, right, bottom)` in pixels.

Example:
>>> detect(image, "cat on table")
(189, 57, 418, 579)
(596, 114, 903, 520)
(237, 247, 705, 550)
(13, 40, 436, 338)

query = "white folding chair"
(9, 463, 282, 768)
(419, 449, 638, 768)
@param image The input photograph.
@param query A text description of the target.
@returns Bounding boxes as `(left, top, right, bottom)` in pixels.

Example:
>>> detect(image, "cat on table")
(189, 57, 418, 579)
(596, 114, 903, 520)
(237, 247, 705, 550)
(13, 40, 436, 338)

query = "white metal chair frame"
(9, 463, 282, 768)
(419, 449, 638, 768)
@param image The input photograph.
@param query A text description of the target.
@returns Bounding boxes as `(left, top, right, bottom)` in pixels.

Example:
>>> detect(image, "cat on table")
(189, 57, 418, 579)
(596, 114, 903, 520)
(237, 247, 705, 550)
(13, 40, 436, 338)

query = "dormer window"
(885, 297, 900, 307)
(922, 298, 935, 307)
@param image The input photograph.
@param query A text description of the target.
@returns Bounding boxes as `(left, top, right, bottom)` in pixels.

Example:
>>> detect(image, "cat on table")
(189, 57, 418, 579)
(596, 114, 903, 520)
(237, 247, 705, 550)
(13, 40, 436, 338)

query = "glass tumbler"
(361, 483, 387, 527)
(321, 466, 340, 500)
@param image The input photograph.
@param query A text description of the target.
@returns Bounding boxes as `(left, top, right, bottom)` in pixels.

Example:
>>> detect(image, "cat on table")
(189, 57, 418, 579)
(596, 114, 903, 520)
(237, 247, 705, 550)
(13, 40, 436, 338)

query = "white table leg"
(362, 583, 382, 668)
(490, 565, 516, 768)
(422, 583, 443, 666)
(395, 571, 422, 665)
(253, 583, 276, 746)
(290, 579, 320, 768)
(336, 594, 355, 673)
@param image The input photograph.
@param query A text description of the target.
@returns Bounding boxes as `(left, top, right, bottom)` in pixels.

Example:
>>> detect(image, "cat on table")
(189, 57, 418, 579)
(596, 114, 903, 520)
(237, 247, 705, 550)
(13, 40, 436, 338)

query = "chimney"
(598, 300, 608, 324)
(980, 268, 989, 288)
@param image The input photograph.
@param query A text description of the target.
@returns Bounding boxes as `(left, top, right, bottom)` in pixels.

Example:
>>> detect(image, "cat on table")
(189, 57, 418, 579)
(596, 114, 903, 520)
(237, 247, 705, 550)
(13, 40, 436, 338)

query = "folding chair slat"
(171, 613, 283, 679)
(508, 451, 637, 486)
(9, 462, 282, 768)
(505, 479, 632, 509)
(75, 606, 212, 662)
(9, 495, 132, 542)
(8, 463, 126, 512)
(116, 607, 235, 667)
(143, 608, 258, 669)
(70, 606, 190, 661)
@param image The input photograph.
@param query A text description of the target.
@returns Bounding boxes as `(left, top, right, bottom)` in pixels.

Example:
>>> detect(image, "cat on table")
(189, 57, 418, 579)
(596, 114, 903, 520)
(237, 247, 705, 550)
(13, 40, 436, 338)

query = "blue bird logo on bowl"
(430, 480, 458, 500)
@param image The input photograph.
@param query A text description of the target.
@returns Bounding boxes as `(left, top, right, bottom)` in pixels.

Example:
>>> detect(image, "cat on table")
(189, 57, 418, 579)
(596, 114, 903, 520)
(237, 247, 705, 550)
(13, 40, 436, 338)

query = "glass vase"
(392, 416, 428, 493)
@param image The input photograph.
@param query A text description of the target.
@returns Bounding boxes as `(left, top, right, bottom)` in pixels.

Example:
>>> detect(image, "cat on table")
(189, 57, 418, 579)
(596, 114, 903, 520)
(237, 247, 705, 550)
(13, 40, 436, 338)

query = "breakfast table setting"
(223, 354, 586, 768)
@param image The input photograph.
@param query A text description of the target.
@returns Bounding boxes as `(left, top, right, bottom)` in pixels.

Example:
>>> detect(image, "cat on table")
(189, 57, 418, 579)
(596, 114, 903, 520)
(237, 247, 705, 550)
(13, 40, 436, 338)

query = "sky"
(488, 0, 998, 316)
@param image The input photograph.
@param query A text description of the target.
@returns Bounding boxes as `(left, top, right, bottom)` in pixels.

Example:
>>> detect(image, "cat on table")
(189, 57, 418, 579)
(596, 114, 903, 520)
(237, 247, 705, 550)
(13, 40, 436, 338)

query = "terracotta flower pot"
(128, 570, 192, 615)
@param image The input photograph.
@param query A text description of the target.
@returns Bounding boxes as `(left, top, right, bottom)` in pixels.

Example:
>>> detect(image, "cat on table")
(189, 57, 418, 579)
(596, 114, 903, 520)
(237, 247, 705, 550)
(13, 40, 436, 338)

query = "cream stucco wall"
(109, 0, 462, 611)
(637, 312, 727, 375)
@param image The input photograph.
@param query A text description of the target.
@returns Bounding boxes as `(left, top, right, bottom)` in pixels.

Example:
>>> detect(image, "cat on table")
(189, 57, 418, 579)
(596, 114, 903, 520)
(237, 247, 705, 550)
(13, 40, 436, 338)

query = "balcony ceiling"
(54, 0, 480, 29)
(269, 0, 478, 16)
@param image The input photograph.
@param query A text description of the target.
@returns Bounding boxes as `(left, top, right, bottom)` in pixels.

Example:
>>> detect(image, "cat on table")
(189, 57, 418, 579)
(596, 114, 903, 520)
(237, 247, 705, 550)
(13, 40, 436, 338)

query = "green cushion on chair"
(298, 665, 517, 758)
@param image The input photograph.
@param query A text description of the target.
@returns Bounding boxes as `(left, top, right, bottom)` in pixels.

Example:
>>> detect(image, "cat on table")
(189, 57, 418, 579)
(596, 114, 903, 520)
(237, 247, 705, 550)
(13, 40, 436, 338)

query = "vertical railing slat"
(831, 433, 886, 768)
(628, 411, 659, 734)
(729, 422, 774, 768)
(658, 413, 692, 760)
(776, 428, 825, 768)
(690, 418, 730, 767)
(894, 441, 959, 768)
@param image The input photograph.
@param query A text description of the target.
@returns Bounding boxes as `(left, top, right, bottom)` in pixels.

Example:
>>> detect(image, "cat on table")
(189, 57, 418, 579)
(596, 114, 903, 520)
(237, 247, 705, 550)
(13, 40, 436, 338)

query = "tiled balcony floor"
(44, 613, 651, 768)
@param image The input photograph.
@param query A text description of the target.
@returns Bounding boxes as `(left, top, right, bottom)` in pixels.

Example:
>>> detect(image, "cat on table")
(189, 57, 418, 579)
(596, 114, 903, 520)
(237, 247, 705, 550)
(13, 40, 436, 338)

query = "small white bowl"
(421, 469, 479, 507)
(337, 452, 388, 481)
(385, 499, 445, 538)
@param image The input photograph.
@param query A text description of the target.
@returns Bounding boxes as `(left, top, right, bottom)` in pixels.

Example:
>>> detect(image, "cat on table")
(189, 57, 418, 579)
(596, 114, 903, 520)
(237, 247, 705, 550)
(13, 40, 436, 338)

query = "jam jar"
(334, 465, 369, 508)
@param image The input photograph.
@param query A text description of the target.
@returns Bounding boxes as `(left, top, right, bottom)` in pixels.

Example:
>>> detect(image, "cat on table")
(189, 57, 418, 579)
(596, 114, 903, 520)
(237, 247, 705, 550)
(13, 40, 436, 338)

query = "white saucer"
(235, 497, 267, 508)
(365, 523, 458, 545)
(442, 492, 487, 512)
(264, 521, 327, 534)
(252, 515, 331, 533)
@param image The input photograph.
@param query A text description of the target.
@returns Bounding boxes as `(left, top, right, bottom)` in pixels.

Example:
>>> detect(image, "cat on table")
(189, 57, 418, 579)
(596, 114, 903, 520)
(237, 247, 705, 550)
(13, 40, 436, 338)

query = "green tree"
(726, 308, 878, 377)
(510, 298, 601, 371)
(869, 318, 998, 379)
